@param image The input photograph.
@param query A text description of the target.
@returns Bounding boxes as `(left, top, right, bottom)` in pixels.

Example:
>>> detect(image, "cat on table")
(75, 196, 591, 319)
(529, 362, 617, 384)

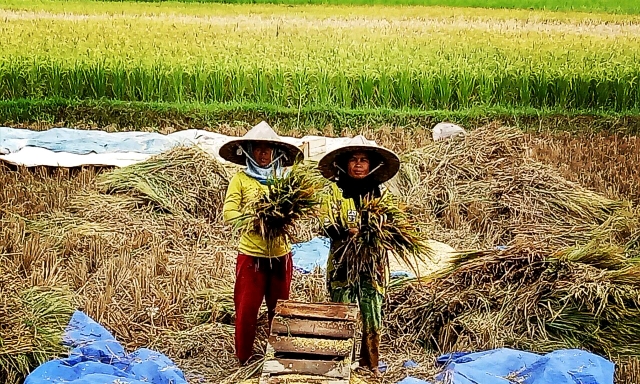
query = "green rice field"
(1, 0, 639, 128)
(47, 0, 640, 15)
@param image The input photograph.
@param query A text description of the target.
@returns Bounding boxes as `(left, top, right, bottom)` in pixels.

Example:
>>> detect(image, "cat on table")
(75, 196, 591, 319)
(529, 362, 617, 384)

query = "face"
(251, 142, 273, 167)
(347, 152, 370, 179)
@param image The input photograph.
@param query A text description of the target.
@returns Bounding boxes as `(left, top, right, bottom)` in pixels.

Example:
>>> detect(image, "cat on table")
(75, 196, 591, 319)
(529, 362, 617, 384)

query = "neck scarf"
(334, 162, 382, 207)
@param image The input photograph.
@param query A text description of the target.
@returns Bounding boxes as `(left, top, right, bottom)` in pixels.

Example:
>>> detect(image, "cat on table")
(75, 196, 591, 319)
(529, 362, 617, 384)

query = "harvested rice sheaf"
(233, 161, 325, 247)
(387, 240, 640, 356)
(0, 284, 74, 384)
(329, 193, 433, 286)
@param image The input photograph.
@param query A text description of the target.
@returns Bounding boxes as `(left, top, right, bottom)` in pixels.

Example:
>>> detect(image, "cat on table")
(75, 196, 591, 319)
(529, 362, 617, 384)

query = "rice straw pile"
(396, 123, 628, 248)
(2, 129, 640, 383)
(233, 161, 325, 247)
(98, 146, 231, 221)
(0, 150, 243, 384)
(386, 124, 640, 372)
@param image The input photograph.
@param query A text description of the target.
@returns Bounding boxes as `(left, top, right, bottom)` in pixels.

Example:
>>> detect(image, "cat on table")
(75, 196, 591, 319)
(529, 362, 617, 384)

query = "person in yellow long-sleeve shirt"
(317, 135, 400, 375)
(219, 121, 303, 365)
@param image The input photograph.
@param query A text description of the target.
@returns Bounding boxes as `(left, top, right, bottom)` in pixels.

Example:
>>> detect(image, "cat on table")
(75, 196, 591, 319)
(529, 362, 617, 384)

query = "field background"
(1, 0, 640, 131)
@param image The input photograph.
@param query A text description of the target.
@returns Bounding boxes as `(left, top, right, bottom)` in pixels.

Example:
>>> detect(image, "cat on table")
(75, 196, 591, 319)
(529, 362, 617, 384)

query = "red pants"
(234, 253, 293, 363)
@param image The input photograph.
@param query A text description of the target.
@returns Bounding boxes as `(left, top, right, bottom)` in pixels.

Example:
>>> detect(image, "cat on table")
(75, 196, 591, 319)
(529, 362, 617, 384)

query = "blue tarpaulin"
(25, 311, 187, 384)
(24, 311, 615, 384)
(291, 236, 415, 278)
(400, 348, 614, 384)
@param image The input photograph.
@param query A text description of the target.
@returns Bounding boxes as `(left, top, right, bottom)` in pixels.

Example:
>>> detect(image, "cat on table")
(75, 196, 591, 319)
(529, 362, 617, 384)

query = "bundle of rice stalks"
(396, 123, 630, 248)
(233, 161, 325, 247)
(0, 283, 75, 384)
(184, 278, 235, 326)
(97, 146, 231, 222)
(329, 193, 433, 287)
(386, 237, 640, 359)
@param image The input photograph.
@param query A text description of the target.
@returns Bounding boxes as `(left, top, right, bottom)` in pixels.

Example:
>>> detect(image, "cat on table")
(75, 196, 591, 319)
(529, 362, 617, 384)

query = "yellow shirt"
(223, 172, 291, 258)
(320, 183, 391, 294)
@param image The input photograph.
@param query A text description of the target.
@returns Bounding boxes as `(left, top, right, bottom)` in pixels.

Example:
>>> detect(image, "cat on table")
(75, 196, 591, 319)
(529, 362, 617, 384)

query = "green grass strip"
(92, 0, 640, 15)
(1, 98, 639, 134)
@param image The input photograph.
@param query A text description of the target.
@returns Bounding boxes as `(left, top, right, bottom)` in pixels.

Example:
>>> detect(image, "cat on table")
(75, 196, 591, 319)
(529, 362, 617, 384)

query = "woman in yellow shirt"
(317, 135, 400, 376)
(219, 121, 303, 365)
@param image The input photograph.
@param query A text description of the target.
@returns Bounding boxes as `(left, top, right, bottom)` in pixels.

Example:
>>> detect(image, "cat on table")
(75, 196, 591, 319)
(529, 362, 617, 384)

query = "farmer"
(317, 135, 400, 376)
(219, 121, 304, 365)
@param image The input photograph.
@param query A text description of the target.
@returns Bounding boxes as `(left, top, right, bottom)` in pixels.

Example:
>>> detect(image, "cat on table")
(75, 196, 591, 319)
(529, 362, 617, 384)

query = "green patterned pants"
(328, 270, 383, 370)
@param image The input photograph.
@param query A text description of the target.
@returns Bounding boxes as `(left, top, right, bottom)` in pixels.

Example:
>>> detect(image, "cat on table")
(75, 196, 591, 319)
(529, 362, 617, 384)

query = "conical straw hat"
(317, 135, 400, 184)
(218, 121, 303, 166)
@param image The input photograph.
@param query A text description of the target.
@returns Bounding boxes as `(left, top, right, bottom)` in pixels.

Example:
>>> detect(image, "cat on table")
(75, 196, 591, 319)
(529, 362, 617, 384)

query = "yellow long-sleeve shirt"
(320, 183, 391, 295)
(223, 171, 291, 258)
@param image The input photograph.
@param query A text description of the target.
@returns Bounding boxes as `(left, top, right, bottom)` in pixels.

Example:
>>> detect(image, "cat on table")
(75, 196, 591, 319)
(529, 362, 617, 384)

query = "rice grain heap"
(387, 124, 640, 374)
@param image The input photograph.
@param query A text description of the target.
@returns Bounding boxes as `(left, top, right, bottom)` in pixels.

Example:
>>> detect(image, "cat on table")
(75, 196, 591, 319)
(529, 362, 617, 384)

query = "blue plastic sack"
(25, 311, 187, 384)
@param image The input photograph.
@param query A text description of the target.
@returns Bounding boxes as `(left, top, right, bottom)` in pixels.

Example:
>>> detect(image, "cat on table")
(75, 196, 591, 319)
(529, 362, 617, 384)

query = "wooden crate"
(259, 300, 359, 384)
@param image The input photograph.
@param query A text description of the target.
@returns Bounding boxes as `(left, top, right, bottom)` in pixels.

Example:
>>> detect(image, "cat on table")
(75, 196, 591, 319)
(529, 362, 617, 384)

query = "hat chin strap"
(333, 161, 383, 180)
(240, 146, 285, 169)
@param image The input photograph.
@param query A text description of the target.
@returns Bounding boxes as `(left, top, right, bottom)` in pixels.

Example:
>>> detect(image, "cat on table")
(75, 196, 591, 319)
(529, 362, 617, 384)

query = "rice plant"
(0, 3, 639, 112)
(328, 192, 433, 286)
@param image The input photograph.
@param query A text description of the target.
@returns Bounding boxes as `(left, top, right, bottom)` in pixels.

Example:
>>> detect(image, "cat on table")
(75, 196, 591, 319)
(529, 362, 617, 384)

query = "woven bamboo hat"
(317, 135, 400, 183)
(218, 121, 303, 166)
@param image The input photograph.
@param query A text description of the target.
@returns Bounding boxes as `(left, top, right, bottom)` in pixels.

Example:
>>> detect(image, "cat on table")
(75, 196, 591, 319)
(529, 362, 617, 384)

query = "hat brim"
(218, 138, 303, 167)
(318, 144, 400, 184)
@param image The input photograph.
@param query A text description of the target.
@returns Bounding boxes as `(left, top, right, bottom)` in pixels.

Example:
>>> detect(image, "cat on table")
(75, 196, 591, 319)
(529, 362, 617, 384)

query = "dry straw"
(98, 145, 231, 221)
(2, 129, 640, 383)
(0, 147, 239, 384)
(386, 124, 640, 369)
(328, 192, 434, 286)
(0, 285, 74, 383)
(232, 161, 326, 249)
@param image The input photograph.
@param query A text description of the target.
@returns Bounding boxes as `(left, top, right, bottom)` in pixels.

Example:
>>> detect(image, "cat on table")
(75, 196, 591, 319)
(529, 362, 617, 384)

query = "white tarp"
(0, 126, 354, 168)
